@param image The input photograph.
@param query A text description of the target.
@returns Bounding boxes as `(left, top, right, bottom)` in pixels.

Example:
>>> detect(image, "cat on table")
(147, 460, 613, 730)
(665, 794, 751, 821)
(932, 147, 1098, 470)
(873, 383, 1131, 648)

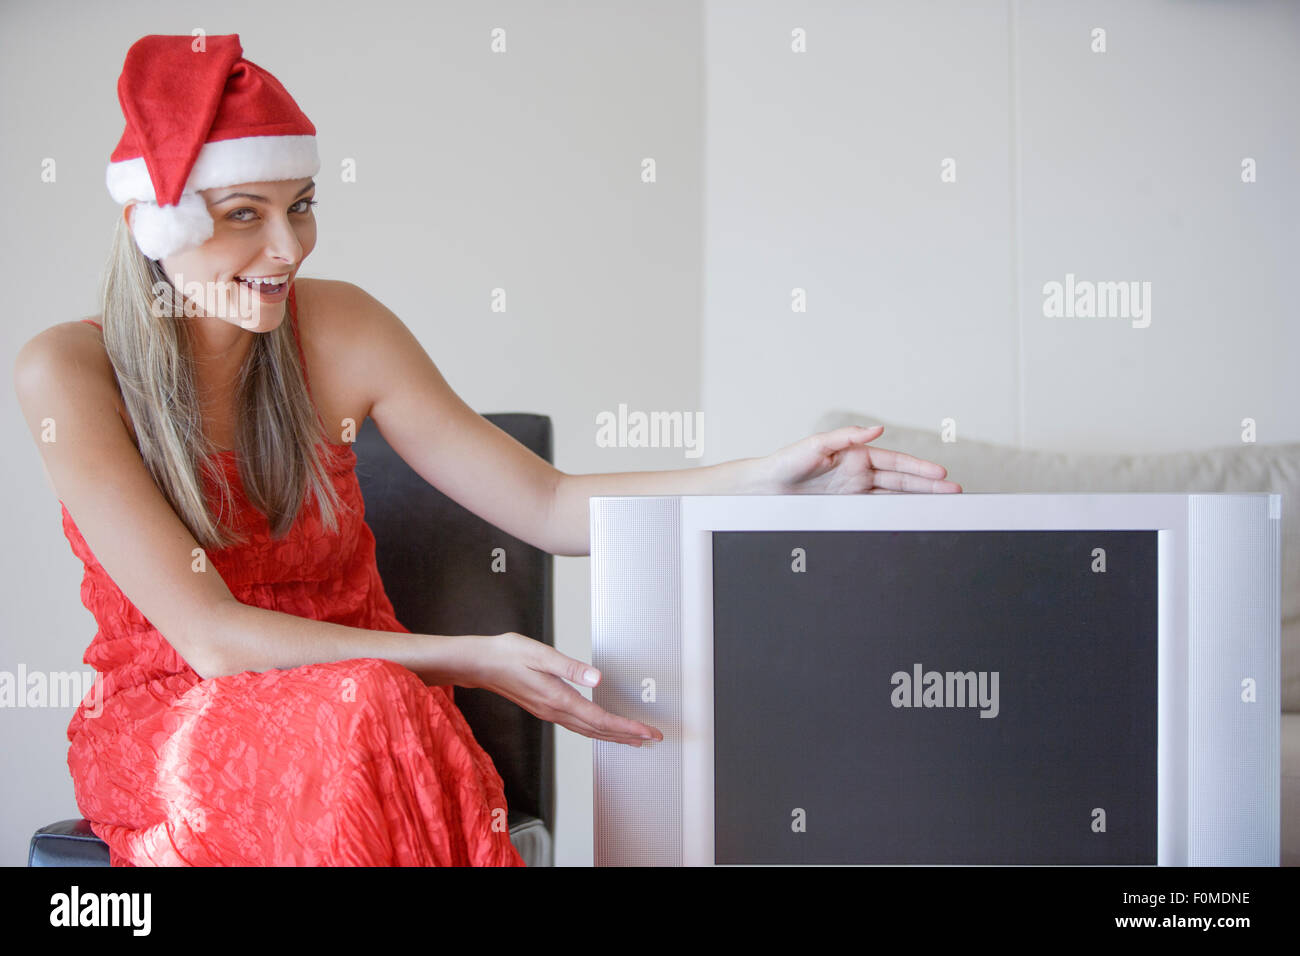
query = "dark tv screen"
(711, 530, 1159, 864)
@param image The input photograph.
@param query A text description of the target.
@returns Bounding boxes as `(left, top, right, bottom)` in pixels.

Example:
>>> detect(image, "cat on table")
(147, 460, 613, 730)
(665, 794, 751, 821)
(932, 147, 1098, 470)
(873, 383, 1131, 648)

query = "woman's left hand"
(748, 425, 962, 495)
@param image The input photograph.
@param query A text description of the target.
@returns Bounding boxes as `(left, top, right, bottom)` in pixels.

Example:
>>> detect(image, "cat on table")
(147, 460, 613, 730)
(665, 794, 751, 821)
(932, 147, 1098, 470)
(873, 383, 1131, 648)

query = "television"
(589, 493, 1281, 866)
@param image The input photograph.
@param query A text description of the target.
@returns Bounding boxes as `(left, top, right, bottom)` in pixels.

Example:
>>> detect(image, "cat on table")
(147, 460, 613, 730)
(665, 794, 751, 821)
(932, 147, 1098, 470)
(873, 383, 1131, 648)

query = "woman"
(13, 35, 961, 866)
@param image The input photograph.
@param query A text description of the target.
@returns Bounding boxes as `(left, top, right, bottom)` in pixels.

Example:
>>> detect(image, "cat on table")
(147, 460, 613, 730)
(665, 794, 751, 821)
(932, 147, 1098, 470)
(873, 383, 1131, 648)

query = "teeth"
(237, 275, 289, 285)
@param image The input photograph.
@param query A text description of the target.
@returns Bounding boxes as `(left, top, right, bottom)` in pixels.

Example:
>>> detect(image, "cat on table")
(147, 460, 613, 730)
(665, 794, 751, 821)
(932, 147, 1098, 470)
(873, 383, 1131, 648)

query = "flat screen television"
(590, 493, 1281, 866)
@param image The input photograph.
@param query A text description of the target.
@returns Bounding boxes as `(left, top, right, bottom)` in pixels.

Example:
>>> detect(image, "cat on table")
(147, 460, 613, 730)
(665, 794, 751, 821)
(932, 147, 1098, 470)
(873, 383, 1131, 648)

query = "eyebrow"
(212, 181, 316, 204)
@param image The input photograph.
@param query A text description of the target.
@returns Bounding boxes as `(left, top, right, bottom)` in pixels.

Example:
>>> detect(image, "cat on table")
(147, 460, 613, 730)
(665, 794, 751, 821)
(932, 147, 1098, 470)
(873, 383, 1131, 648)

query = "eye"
(225, 198, 317, 222)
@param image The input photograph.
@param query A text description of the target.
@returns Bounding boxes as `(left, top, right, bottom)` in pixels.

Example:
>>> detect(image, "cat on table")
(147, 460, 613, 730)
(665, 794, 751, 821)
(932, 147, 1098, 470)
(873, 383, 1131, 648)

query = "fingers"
(869, 469, 963, 493)
(539, 677, 663, 746)
(536, 645, 601, 688)
(821, 430, 961, 493)
(812, 424, 883, 457)
(865, 445, 948, 479)
(515, 642, 666, 746)
(565, 719, 656, 747)
(561, 716, 655, 747)
(562, 688, 662, 742)
(858, 445, 962, 493)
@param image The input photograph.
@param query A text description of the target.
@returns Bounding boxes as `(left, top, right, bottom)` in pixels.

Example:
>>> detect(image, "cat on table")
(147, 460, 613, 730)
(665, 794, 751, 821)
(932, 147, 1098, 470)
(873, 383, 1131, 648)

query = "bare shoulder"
(289, 277, 402, 433)
(13, 317, 138, 450)
(290, 277, 394, 369)
(13, 317, 115, 397)
(292, 277, 395, 341)
(14, 315, 240, 678)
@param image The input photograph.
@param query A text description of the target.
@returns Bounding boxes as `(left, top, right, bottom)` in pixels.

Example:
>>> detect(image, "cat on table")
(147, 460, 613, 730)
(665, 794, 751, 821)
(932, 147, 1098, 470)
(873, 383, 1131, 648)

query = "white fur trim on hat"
(106, 134, 320, 204)
(109, 133, 319, 260)
(127, 191, 215, 260)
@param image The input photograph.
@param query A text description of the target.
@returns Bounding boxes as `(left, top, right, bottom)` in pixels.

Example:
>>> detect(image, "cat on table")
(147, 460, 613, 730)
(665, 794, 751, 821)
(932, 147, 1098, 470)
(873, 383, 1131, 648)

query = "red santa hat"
(106, 34, 319, 260)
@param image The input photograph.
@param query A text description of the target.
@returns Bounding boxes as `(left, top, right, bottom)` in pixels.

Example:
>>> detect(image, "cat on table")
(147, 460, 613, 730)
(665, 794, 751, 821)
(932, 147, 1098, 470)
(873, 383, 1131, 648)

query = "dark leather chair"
(29, 412, 555, 866)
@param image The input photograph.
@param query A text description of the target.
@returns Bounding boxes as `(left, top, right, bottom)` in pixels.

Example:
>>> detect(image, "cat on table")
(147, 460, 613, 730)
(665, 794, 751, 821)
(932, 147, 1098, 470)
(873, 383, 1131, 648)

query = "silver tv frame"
(590, 493, 1281, 866)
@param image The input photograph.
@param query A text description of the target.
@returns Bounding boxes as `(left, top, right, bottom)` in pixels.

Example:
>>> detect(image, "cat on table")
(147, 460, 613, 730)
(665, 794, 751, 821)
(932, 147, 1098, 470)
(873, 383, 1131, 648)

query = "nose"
(262, 210, 304, 267)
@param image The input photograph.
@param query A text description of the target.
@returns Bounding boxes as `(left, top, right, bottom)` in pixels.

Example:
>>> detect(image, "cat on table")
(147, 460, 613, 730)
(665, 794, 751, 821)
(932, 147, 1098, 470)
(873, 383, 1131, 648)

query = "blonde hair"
(98, 213, 348, 550)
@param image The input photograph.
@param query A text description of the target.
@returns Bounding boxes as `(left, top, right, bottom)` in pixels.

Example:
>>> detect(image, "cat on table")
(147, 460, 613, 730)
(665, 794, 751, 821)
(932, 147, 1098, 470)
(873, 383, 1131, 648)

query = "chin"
(230, 302, 286, 333)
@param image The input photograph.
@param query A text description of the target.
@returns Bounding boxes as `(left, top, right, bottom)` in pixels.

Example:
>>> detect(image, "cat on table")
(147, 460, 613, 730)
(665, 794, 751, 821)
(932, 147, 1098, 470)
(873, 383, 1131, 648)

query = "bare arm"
(548, 427, 962, 556)
(326, 280, 563, 554)
(202, 580, 660, 744)
(15, 322, 659, 745)
(318, 281, 765, 559)
(547, 458, 765, 556)
(12, 323, 472, 683)
(200, 602, 481, 683)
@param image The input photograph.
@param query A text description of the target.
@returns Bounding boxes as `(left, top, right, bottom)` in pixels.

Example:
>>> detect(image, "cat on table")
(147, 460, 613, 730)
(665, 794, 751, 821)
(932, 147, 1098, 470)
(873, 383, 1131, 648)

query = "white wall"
(0, 0, 701, 865)
(702, 0, 1300, 464)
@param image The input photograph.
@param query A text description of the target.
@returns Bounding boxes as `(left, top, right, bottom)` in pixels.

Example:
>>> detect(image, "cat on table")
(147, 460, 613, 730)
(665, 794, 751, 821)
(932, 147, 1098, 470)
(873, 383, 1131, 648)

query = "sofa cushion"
(815, 411, 1300, 711)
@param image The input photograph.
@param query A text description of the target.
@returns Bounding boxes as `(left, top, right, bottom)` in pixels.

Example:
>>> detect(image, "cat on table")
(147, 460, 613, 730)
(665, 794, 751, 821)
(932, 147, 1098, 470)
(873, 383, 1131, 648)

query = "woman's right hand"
(463, 631, 663, 748)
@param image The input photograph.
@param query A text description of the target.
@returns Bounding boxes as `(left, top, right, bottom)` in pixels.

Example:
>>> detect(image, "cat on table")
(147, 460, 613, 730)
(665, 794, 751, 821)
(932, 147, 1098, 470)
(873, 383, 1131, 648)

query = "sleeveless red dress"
(61, 287, 525, 866)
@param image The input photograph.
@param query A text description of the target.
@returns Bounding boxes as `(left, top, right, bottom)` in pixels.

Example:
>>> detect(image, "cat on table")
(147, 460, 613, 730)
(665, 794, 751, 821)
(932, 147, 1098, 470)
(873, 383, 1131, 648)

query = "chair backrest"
(352, 413, 555, 836)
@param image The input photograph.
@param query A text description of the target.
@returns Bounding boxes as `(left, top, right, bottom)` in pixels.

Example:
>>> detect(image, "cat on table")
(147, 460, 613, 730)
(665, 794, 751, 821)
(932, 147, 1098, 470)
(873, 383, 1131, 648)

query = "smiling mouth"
(235, 274, 291, 295)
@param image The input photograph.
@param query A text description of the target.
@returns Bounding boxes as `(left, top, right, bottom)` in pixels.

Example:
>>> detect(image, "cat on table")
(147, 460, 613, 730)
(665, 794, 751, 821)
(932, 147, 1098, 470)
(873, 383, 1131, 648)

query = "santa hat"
(106, 34, 319, 260)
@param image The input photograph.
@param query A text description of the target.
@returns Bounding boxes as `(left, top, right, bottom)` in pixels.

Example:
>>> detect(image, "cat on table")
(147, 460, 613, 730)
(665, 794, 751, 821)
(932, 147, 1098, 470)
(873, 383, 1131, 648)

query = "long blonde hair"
(98, 213, 347, 550)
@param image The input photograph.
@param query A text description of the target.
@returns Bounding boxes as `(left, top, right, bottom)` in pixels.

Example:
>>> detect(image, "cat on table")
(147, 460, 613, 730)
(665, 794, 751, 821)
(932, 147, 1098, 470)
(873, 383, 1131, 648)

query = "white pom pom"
(128, 191, 214, 260)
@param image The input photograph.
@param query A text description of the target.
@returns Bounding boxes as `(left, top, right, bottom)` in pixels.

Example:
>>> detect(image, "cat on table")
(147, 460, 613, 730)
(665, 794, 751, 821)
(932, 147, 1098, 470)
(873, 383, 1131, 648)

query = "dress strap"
(286, 284, 313, 398)
(285, 283, 335, 444)
(81, 318, 103, 330)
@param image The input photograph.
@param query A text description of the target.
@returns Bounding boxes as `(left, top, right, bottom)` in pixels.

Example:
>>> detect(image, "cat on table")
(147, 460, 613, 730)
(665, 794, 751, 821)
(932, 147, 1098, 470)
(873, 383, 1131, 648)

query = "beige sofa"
(816, 410, 1297, 865)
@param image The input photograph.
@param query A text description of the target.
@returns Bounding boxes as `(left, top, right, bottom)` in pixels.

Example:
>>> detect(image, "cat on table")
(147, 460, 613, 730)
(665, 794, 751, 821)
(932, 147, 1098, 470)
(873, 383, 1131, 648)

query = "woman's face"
(146, 176, 317, 332)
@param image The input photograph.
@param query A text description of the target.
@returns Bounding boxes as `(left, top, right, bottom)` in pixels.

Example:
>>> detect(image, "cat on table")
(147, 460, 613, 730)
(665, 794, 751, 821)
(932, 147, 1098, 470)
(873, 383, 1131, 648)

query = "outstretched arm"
(547, 456, 765, 556)
(332, 283, 958, 560)
(331, 280, 565, 553)
(548, 425, 962, 557)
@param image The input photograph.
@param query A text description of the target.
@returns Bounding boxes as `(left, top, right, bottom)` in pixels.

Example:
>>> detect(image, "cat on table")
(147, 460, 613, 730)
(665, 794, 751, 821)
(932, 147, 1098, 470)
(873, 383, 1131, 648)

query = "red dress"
(61, 288, 525, 866)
